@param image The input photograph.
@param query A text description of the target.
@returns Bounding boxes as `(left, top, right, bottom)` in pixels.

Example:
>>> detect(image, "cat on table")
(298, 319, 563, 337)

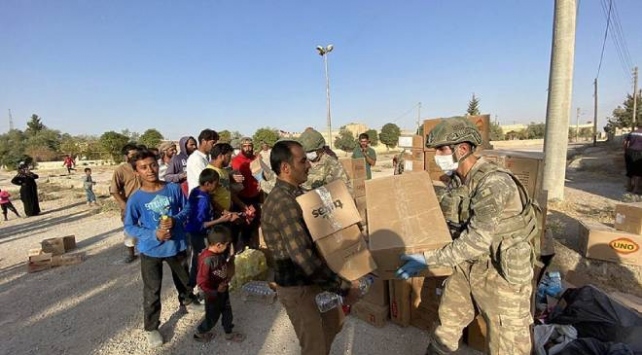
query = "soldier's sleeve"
(330, 158, 353, 195)
(423, 172, 518, 267)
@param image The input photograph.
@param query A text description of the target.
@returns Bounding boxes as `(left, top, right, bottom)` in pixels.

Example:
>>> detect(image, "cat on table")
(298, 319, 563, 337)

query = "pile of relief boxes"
(27, 235, 84, 273)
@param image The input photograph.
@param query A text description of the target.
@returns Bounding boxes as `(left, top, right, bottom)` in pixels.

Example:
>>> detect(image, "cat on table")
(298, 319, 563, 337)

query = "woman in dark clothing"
(11, 163, 41, 216)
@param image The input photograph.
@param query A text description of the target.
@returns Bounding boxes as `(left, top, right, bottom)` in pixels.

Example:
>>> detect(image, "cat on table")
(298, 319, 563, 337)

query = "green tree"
(25, 114, 45, 136)
(60, 134, 83, 157)
(379, 123, 401, 150)
(334, 127, 357, 153)
(253, 128, 280, 147)
(466, 94, 481, 116)
(365, 129, 379, 146)
(218, 130, 232, 143)
(524, 122, 546, 139)
(489, 121, 504, 141)
(139, 129, 164, 148)
(579, 127, 593, 139)
(100, 131, 130, 162)
(0, 129, 29, 169)
(121, 129, 140, 143)
(605, 91, 642, 134)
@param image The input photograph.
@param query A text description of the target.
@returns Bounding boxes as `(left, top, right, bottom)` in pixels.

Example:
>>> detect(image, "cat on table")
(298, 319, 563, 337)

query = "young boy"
(123, 149, 201, 348)
(185, 169, 238, 292)
(0, 188, 21, 221)
(194, 225, 245, 343)
(83, 168, 97, 206)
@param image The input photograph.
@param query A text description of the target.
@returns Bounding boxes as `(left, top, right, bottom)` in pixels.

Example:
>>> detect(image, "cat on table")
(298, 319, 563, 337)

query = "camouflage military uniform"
(424, 158, 536, 355)
(301, 153, 352, 193)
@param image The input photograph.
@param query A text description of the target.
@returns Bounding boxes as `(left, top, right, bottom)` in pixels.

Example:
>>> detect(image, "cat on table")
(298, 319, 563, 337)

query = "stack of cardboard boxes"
(579, 202, 642, 266)
(28, 235, 83, 273)
(339, 157, 368, 224)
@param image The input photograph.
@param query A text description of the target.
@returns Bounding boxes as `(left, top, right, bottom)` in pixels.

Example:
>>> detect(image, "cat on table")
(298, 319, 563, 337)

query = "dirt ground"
(0, 146, 636, 355)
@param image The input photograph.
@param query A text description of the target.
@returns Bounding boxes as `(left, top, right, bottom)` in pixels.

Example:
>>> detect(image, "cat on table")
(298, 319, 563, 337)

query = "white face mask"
(233, 149, 241, 156)
(306, 151, 318, 161)
(434, 154, 459, 175)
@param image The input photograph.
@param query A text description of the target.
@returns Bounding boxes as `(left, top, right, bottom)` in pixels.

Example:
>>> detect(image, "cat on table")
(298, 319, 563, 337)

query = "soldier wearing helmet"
(297, 129, 352, 193)
(396, 116, 540, 355)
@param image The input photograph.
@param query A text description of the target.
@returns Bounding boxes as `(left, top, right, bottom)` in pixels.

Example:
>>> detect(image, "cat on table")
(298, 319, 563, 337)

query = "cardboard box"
(389, 279, 412, 327)
(297, 180, 362, 241)
(340, 158, 367, 180)
(52, 252, 84, 267)
(579, 220, 642, 266)
(352, 178, 366, 198)
(479, 150, 544, 201)
(610, 292, 642, 315)
(355, 196, 367, 222)
(403, 159, 425, 172)
(398, 135, 424, 149)
(362, 278, 389, 307)
(41, 238, 66, 256)
(315, 224, 377, 281)
(352, 300, 389, 328)
(28, 253, 53, 273)
(410, 277, 447, 331)
(465, 315, 488, 353)
(614, 203, 642, 235)
(366, 172, 454, 279)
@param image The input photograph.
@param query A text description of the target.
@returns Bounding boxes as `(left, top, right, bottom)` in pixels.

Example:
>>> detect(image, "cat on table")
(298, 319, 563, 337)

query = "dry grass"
(99, 199, 120, 214)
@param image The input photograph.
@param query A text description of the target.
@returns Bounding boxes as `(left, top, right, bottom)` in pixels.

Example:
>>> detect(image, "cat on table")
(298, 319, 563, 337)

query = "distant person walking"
(625, 126, 642, 194)
(11, 162, 41, 217)
(0, 188, 21, 221)
(63, 155, 76, 174)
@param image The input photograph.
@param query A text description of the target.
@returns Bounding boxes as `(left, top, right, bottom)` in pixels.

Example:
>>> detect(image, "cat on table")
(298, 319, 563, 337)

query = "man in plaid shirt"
(261, 140, 360, 355)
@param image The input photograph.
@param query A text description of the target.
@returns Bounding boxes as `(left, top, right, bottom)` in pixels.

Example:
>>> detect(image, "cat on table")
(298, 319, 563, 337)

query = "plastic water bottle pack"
(536, 270, 563, 311)
(315, 274, 376, 313)
(241, 281, 276, 304)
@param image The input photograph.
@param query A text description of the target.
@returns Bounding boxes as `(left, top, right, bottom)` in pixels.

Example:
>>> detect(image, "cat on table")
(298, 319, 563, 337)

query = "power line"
(595, 0, 612, 78)
(598, 0, 631, 78)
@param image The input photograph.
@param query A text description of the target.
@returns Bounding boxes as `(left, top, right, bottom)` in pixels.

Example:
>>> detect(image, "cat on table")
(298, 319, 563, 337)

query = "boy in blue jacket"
(124, 149, 200, 348)
(185, 169, 238, 291)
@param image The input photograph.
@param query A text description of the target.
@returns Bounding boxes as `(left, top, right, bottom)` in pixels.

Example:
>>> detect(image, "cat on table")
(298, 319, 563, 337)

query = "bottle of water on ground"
(315, 274, 376, 313)
(536, 270, 563, 311)
(241, 281, 276, 304)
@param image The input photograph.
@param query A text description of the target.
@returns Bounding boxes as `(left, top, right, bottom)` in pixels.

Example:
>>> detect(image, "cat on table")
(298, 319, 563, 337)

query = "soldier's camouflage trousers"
(432, 258, 532, 354)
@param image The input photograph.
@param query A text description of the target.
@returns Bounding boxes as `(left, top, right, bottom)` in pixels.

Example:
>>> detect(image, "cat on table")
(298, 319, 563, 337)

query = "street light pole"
(317, 44, 334, 149)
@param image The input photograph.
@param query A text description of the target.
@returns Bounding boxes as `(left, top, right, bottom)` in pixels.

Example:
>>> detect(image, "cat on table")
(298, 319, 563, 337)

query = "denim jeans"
(187, 233, 207, 288)
(140, 251, 195, 331)
(85, 189, 96, 202)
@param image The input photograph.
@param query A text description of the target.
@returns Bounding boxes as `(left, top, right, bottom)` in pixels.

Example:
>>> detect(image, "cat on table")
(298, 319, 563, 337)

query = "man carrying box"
(396, 117, 540, 355)
(261, 140, 361, 355)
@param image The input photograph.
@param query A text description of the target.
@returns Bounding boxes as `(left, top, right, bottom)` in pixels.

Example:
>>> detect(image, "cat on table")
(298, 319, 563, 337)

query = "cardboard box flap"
(315, 225, 377, 281)
(297, 180, 361, 241)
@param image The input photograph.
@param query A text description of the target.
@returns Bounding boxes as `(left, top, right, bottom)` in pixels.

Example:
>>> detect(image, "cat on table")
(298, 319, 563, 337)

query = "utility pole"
(417, 102, 422, 131)
(8, 109, 14, 131)
(593, 79, 598, 145)
(543, 0, 577, 201)
(575, 107, 580, 142)
(633, 66, 639, 128)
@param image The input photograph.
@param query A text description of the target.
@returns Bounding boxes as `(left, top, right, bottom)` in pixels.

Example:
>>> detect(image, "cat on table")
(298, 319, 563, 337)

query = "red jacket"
(231, 153, 260, 198)
(197, 249, 230, 300)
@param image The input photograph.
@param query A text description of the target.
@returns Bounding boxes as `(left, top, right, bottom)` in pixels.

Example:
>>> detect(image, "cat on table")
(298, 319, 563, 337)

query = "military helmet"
(298, 129, 326, 152)
(425, 116, 483, 148)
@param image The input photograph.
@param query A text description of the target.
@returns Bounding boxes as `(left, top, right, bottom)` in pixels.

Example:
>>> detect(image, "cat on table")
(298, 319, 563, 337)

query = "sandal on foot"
(224, 332, 246, 343)
(193, 331, 215, 343)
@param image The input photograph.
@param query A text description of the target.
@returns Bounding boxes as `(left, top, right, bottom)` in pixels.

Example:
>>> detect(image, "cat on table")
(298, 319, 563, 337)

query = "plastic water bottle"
(241, 281, 276, 304)
(536, 271, 563, 311)
(315, 274, 376, 313)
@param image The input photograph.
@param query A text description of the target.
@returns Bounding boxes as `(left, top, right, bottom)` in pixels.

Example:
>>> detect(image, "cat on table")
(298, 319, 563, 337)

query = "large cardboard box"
(615, 203, 642, 235)
(479, 150, 544, 201)
(352, 300, 389, 328)
(579, 220, 642, 266)
(403, 159, 425, 172)
(362, 278, 389, 307)
(465, 315, 488, 353)
(352, 178, 366, 199)
(340, 158, 367, 180)
(410, 277, 447, 331)
(315, 225, 377, 280)
(366, 172, 453, 279)
(297, 180, 361, 241)
(389, 279, 412, 327)
(355, 196, 367, 223)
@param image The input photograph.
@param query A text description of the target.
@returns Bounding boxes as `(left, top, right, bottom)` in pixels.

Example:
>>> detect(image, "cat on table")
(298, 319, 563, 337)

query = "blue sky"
(1, 1, 640, 140)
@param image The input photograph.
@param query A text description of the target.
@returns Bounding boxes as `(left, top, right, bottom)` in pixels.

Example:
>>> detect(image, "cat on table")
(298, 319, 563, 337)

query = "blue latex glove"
(395, 253, 428, 280)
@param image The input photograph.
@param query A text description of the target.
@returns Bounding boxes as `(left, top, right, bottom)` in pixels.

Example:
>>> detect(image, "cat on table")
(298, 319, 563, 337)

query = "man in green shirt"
(351, 133, 377, 180)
